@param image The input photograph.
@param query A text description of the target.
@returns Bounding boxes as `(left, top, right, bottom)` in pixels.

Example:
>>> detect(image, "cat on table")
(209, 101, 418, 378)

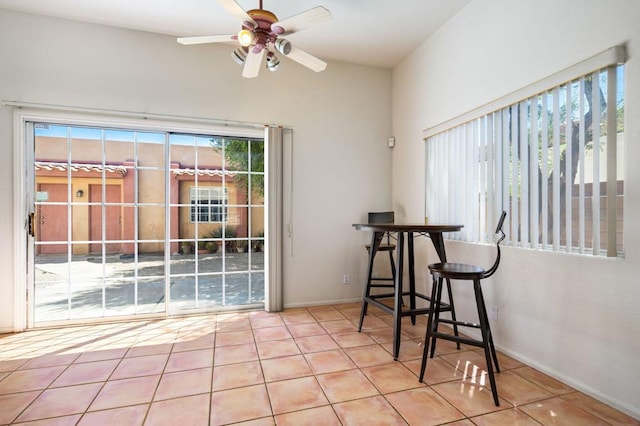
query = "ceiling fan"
(177, 0, 332, 78)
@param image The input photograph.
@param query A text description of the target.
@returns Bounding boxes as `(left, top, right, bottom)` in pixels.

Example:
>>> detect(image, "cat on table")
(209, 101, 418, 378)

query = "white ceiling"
(0, 0, 469, 68)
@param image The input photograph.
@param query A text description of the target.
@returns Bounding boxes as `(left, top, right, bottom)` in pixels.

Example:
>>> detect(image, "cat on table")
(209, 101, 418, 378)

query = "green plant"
(224, 226, 237, 251)
(224, 226, 237, 238)
(181, 241, 193, 254)
(212, 138, 265, 198)
(252, 230, 264, 252)
(210, 227, 223, 239)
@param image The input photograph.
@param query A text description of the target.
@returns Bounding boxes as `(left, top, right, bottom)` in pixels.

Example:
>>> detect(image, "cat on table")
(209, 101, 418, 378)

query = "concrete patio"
(34, 251, 265, 322)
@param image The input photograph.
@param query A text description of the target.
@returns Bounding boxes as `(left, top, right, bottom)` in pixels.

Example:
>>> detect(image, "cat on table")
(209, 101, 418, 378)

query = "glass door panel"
(31, 123, 265, 325)
(168, 133, 265, 313)
(33, 124, 168, 323)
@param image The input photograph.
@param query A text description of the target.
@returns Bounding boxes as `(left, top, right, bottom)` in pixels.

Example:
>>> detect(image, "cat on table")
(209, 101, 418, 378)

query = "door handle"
(28, 213, 35, 236)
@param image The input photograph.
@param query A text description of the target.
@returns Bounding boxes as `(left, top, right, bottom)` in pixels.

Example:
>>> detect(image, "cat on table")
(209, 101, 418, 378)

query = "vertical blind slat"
(502, 108, 510, 243)
(479, 117, 487, 241)
(486, 113, 495, 237)
(565, 84, 573, 252)
(606, 66, 617, 256)
(552, 87, 561, 250)
(592, 71, 601, 254)
(578, 77, 586, 254)
(471, 120, 479, 241)
(530, 96, 539, 249)
(540, 94, 549, 249)
(519, 100, 529, 247)
(510, 105, 519, 243)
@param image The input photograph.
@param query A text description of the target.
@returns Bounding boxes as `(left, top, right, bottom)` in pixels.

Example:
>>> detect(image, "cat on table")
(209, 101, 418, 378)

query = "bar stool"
(361, 212, 397, 316)
(419, 211, 507, 406)
(365, 211, 396, 291)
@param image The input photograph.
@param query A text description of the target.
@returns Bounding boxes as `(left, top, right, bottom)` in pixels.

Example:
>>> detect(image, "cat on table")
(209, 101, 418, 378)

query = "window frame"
(423, 46, 625, 257)
(190, 186, 228, 223)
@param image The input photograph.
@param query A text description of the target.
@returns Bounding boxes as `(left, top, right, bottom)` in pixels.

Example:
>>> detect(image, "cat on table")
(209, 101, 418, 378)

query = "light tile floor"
(1, 303, 638, 425)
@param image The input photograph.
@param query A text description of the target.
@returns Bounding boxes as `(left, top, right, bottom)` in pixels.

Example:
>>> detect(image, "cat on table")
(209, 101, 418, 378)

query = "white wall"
(0, 10, 393, 329)
(392, 0, 640, 418)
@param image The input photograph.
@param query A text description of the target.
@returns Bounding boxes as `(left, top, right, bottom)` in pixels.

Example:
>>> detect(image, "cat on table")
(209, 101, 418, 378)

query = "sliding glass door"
(31, 122, 265, 325)
(167, 133, 265, 312)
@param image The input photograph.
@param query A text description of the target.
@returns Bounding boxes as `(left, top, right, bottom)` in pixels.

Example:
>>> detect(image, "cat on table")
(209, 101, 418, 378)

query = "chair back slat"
(483, 211, 507, 278)
(495, 210, 507, 234)
(368, 211, 394, 224)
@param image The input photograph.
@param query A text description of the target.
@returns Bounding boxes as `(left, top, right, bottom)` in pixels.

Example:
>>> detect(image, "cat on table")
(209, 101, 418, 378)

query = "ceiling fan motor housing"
(246, 8, 279, 53)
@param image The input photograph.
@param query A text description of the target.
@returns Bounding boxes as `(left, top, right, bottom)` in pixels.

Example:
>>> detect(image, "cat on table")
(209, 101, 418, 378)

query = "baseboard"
(284, 297, 362, 309)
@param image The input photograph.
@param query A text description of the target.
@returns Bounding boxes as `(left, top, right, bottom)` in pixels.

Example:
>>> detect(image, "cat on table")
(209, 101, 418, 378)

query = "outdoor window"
(425, 47, 625, 257)
(190, 187, 228, 223)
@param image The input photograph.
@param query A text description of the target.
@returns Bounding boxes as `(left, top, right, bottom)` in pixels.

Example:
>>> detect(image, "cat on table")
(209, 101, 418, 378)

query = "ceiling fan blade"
(219, 0, 256, 26)
(242, 49, 266, 78)
(177, 35, 235, 45)
(285, 46, 327, 72)
(271, 6, 331, 35)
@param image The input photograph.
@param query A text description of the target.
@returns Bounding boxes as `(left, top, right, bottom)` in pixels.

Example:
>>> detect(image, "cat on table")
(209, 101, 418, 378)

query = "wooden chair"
(419, 211, 507, 406)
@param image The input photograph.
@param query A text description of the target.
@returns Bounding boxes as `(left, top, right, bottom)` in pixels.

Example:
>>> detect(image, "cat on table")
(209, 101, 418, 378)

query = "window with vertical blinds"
(425, 47, 625, 257)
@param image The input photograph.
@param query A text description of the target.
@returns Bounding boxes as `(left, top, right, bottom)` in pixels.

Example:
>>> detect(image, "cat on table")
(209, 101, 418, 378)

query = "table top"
(352, 223, 464, 233)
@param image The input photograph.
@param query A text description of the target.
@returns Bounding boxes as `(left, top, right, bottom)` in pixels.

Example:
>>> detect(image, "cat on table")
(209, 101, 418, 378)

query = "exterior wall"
(392, 0, 640, 417)
(34, 135, 258, 254)
(34, 174, 124, 255)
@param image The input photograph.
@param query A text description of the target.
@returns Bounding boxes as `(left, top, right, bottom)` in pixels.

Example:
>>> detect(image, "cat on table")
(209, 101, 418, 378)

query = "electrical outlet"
(489, 305, 498, 321)
(342, 274, 350, 285)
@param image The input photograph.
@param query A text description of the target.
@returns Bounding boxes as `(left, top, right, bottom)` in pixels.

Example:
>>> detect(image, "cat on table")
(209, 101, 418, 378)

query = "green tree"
(212, 138, 265, 199)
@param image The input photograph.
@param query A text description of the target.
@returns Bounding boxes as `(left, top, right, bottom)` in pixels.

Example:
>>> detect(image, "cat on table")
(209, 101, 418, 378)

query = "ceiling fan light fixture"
(232, 47, 247, 64)
(266, 53, 280, 71)
(274, 38, 292, 55)
(237, 29, 254, 47)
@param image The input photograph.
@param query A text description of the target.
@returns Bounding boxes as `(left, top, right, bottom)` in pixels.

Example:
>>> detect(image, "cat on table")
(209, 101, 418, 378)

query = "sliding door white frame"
(11, 106, 280, 330)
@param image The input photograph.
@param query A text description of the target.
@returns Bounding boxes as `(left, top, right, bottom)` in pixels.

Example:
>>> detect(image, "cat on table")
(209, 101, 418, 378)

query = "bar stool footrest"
(368, 293, 396, 300)
(430, 331, 486, 349)
(438, 318, 481, 329)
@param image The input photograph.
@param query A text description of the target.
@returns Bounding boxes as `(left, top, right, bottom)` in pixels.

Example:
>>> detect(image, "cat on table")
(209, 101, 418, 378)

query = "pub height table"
(353, 222, 464, 360)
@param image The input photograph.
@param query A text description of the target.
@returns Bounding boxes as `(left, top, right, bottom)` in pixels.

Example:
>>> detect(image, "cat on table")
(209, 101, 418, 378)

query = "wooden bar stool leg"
(474, 279, 499, 406)
(477, 284, 500, 373)
(392, 232, 405, 360)
(408, 233, 417, 325)
(358, 232, 379, 331)
(419, 276, 440, 382)
(388, 250, 396, 283)
(444, 278, 461, 349)
(428, 277, 445, 358)
(387, 246, 404, 307)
